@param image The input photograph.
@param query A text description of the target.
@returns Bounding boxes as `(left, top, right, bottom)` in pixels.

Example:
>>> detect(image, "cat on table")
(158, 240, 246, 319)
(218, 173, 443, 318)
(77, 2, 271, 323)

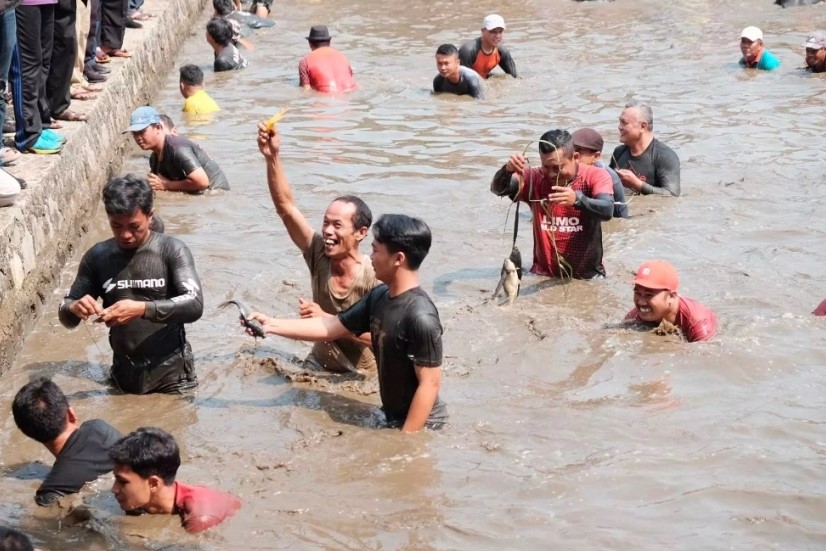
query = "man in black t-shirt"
(433, 44, 484, 99)
(609, 100, 680, 197)
(249, 214, 448, 432)
(125, 106, 230, 193)
(11, 378, 122, 506)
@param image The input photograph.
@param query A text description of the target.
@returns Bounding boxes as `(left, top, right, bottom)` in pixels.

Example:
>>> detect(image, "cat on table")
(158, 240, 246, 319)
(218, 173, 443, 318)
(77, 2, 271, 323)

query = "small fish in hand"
(265, 108, 288, 133)
(219, 300, 266, 338)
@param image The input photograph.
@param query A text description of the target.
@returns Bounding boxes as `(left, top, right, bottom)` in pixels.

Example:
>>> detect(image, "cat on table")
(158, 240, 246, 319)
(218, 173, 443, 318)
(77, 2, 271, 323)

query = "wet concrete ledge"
(0, 0, 209, 371)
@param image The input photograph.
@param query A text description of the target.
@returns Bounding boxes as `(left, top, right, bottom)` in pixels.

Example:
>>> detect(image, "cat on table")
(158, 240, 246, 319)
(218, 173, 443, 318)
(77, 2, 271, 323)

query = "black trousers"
(15, 4, 54, 148)
(47, 0, 76, 117)
(99, 0, 126, 50)
(85, 0, 99, 66)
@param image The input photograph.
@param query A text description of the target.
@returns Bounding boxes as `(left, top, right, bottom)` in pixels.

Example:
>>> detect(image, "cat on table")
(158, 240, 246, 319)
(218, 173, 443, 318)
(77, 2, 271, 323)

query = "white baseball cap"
(483, 14, 506, 31)
(741, 26, 763, 42)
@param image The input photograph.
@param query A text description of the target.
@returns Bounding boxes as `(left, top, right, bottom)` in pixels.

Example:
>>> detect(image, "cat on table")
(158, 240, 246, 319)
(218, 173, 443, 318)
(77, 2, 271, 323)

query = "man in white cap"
(458, 14, 517, 79)
(803, 31, 826, 73)
(739, 26, 781, 71)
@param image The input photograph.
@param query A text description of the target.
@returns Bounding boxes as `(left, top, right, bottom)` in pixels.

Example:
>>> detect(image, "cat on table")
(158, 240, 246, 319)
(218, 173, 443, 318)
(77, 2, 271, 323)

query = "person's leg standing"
(0, 8, 18, 158)
(37, 4, 55, 128)
(74, 0, 90, 83)
(14, 5, 44, 150)
(99, 0, 124, 52)
(47, 0, 76, 119)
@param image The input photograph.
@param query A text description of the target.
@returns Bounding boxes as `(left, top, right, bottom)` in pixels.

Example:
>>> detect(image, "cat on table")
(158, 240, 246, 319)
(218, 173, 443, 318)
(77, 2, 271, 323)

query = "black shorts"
(111, 343, 197, 394)
(250, 0, 272, 11)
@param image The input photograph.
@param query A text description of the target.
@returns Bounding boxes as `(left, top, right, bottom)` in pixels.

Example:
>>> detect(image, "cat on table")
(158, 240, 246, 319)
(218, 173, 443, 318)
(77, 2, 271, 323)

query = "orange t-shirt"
(472, 49, 501, 79)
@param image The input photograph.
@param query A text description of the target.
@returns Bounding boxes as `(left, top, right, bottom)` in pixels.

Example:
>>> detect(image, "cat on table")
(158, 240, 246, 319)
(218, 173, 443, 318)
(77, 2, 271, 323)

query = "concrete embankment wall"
(0, 0, 208, 371)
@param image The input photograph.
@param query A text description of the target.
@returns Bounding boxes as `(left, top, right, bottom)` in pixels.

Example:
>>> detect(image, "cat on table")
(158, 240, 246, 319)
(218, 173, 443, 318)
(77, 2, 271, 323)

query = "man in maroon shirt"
(490, 129, 614, 279)
(109, 427, 241, 534)
(626, 260, 718, 342)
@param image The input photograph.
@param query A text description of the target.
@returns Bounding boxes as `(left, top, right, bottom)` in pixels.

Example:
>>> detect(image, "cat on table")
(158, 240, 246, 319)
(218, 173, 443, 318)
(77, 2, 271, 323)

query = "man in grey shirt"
(433, 44, 483, 99)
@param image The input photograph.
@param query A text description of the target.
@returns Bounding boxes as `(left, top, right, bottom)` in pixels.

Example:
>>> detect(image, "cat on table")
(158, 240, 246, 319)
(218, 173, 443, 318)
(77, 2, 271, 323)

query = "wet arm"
(265, 153, 315, 253)
(498, 47, 518, 77)
(490, 165, 520, 201)
(298, 58, 311, 88)
(574, 192, 614, 221)
(58, 255, 98, 328)
(402, 365, 442, 433)
(161, 167, 210, 192)
(644, 149, 680, 197)
(260, 315, 351, 341)
(143, 245, 204, 324)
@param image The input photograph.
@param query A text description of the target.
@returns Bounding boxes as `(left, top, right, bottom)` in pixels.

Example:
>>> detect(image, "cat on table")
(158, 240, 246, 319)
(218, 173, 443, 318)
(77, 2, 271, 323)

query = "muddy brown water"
(3, 0, 826, 548)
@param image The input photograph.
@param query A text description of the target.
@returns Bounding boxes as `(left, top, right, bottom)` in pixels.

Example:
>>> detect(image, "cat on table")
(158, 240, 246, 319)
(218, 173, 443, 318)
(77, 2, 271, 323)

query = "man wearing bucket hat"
(739, 26, 781, 70)
(298, 25, 356, 93)
(803, 31, 826, 73)
(625, 260, 718, 342)
(125, 106, 230, 193)
(459, 14, 517, 79)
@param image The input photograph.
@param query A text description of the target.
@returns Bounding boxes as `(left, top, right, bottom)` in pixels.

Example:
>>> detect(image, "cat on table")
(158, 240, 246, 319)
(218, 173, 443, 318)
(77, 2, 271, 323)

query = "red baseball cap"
(632, 260, 679, 292)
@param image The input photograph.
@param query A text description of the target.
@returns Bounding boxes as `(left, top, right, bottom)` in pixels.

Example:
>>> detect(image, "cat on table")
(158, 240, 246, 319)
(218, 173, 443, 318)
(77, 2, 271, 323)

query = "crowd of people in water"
(2, 0, 826, 546)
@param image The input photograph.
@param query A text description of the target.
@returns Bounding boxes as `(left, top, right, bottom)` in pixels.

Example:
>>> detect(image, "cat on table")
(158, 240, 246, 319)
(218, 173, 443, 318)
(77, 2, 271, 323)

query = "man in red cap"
(626, 260, 717, 342)
(299, 25, 357, 93)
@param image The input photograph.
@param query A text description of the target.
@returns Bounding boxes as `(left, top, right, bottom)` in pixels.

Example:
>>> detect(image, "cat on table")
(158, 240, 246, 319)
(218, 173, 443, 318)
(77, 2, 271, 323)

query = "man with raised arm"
(609, 101, 681, 197)
(58, 176, 204, 394)
(248, 214, 448, 432)
(257, 123, 377, 373)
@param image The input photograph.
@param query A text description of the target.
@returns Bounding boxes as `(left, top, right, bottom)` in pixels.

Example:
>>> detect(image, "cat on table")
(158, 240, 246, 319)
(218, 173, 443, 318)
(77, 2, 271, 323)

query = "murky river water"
(2, 0, 826, 548)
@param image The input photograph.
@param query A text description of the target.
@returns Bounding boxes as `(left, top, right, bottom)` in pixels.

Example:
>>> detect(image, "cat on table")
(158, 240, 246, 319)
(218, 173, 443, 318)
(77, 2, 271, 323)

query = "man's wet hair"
(436, 44, 458, 57)
(159, 114, 176, 132)
(109, 427, 181, 486)
(538, 129, 574, 158)
(103, 174, 154, 217)
(11, 377, 69, 444)
(213, 0, 234, 16)
(625, 100, 654, 129)
(179, 64, 204, 87)
(372, 214, 432, 270)
(333, 195, 372, 230)
(0, 526, 34, 551)
(206, 17, 234, 46)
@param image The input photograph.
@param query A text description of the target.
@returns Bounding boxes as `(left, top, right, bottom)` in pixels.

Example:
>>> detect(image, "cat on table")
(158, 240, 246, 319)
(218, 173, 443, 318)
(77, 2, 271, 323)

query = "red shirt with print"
(626, 296, 718, 342)
(518, 163, 613, 279)
(298, 47, 357, 93)
(174, 481, 242, 534)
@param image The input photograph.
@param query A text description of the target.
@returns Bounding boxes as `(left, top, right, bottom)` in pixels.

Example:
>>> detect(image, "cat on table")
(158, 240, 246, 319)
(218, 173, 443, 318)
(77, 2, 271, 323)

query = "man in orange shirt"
(458, 14, 517, 79)
(298, 25, 357, 93)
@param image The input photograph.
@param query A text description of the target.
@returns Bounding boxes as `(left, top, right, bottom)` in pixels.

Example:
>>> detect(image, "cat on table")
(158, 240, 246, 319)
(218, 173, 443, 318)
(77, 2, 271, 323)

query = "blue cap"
(124, 106, 162, 133)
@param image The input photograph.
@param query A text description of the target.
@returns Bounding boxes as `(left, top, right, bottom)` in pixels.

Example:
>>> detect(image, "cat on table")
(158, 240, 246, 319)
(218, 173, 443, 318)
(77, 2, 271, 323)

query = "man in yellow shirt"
(179, 65, 220, 115)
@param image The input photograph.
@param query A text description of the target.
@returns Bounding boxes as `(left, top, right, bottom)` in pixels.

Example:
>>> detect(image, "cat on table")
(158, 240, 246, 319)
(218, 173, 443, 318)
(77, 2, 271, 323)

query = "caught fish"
(265, 108, 288, 133)
(219, 300, 266, 338)
(492, 246, 522, 305)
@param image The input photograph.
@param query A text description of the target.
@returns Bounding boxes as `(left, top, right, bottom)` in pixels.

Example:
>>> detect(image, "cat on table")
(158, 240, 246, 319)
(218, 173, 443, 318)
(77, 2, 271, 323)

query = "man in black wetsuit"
(125, 106, 230, 193)
(609, 100, 681, 197)
(58, 175, 204, 394)
(12, 377, 122, 505)
(248, 214, 448, 432)
(433, 43, 484, 99)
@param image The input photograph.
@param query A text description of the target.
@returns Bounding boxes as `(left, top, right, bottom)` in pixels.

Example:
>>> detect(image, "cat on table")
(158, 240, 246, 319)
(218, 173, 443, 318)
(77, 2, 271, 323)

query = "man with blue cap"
(125, 106, 230, 193)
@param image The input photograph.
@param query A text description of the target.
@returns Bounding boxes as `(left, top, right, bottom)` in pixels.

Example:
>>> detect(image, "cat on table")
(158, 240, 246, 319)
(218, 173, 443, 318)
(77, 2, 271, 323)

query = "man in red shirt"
(490, 129, 614, 279)
(298, 25, 357, 93)
(109, 427, 241, 534)
(626, 260, 718, 342)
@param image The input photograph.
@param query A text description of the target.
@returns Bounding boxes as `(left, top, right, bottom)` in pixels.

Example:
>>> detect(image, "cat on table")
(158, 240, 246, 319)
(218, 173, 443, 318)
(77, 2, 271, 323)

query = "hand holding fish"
(246, 311, 276, 337)
(67, 295, 104, 321)
(548, 186, 576, 207)
(256, 122, 281, 160)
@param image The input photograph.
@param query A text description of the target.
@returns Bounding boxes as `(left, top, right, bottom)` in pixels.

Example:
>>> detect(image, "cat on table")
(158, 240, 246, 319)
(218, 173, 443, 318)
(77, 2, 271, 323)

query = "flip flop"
(95, 54, 111, 63)
(70, 89, 97, 101)
(27, 146, 61, 155)
(55, 110, 88, 122)
(103, 48, 133, 58)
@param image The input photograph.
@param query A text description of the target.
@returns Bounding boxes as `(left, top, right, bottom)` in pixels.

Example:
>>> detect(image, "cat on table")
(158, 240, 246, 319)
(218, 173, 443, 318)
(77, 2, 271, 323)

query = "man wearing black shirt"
(125, 106, 230, 193)
(58, 175, 204, 394)
(249, 214, 448, 432)
(11, 378, 122, 506)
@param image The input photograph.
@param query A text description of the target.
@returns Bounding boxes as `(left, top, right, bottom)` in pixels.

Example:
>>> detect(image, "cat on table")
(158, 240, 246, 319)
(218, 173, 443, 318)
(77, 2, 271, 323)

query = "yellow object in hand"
(266, 108, 288, 132)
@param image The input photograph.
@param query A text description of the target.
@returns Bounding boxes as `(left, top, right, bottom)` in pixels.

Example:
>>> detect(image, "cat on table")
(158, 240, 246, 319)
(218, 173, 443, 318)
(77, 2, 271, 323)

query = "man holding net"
(490, 129, 614, 280)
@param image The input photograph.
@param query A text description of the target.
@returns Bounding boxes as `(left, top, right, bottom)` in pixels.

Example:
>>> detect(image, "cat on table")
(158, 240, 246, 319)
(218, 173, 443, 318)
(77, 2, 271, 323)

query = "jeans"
(0, 9, 16, 160)
(128, 0, 144, 12)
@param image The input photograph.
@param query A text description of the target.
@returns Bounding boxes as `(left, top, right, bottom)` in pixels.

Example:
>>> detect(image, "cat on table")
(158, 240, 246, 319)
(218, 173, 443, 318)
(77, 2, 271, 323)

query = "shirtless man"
(256, 123, 378, 373)
(458, 14, 517, 79)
